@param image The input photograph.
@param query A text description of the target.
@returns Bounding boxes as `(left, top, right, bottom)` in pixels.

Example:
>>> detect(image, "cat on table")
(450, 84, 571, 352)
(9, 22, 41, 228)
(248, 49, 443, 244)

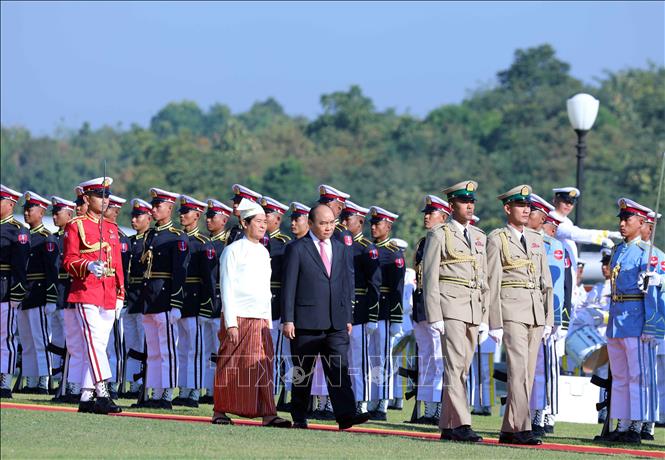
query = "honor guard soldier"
(368, 205, 404, 420)
(289, 202, 311, 240)
(74, 186, 87, 217)
(172, 195, 215, 408)
(260, 196, 293, 404)
(49, 196, 76, 397)
(413, 195, 449, 423)
(228, 184, 262, 245)
(0, 185, 30, 398)
(318, 184, 353, 245)
(104, 194, 129, 398)
(123, 198, 152, 398)
(600, 198, 664, 443)
(201, 197, 232, 403)
(18, 191, 58, 393)
(62, 177, 125, 414)
(527, 194, 565, 437)
(137, 187, 190, 409)
(642, 211, 665, 431)
(422, 181, 487, 443)
(340, 200, 382, 414)
(487, 185, 553, 445)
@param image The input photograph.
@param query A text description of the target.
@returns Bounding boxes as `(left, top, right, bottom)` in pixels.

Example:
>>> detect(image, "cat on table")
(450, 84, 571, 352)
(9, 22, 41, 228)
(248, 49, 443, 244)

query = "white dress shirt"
(220, 237, 272, 329)
(507, 223, 525, 244)
(309, 230, 333, 265)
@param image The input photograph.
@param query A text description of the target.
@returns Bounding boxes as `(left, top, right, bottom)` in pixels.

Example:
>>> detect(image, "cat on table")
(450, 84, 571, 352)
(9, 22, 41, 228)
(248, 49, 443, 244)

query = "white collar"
(309, 230, 330, 246)
(507, 223, 525, 241)
(450, 218, 469, 233)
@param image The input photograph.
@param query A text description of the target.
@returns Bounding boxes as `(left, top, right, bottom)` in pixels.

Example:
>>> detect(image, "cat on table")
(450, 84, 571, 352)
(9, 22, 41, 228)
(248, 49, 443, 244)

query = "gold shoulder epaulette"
(8, 218, 24, 229)
(168, 227, 184, 235)
(274, 233, 291, 243)
(356, 237, 369, 248)
(194, 233, 209, 244)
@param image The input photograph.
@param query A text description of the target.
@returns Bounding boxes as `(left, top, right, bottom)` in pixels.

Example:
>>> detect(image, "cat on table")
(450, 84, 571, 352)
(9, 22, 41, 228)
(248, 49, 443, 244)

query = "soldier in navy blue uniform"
(227, 184, 262, 245)
(201, 197, 232, 404)
(123, 198, 152, 398)
(172, 195, 216, 408)
(340, 200, 382, 414)
(49, 196, 76, 401)
(318, 184, 354, 246)
(104, 194, 130, 398)
(136, 188, 190, 409)
(368, 205, 405, 420)
(0, 185, 30, 398)
(17, 191, 59, 393)
(412, 195, 450, 423)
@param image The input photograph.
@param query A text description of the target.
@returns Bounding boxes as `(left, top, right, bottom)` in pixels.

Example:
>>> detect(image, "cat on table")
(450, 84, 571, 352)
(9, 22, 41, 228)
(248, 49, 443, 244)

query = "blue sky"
(1, 1, 663, 135)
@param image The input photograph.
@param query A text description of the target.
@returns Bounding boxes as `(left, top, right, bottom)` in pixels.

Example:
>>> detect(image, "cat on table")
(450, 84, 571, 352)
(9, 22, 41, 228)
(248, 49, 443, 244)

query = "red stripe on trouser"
(78, 304, 103, 383)
(214, 317, 276, 418)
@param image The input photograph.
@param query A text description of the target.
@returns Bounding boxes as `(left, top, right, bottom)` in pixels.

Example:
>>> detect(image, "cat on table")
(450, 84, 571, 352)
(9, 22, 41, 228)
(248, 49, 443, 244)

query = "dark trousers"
(290, 328, 356, 423)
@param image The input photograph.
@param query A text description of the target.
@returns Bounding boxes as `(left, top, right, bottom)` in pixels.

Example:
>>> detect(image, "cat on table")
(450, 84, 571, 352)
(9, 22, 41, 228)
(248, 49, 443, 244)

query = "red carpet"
(2, 401, 663, 458)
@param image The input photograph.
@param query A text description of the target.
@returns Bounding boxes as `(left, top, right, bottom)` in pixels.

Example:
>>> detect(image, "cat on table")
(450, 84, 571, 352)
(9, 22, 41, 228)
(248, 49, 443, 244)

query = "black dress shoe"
(121, 391, 139, 400)
(0, 388, 13, 399)
(338, 412, 370, 430)
(512, 431, 542, 445)
(131, 399, 156, 408)
(292, 421, 308, 429)
(108, 391, 119, 400)
(532, 425, 546, 438)
(440, 429, 453, 440)
(154, 399, 173, 410)
(182, 398, 199, 408)
(595, 429, 624, 443)
(621, 430, 641, 444)
(93, 397, 122, 414)
(544, 425, 554, 434)
(199, 395, 214, 405)
(78, 400, 96, 413)
(449, 425, 482, 442)
(368, 410, 387, 421)
(171, 397, 187, 406)
(641, 431, 655, 441)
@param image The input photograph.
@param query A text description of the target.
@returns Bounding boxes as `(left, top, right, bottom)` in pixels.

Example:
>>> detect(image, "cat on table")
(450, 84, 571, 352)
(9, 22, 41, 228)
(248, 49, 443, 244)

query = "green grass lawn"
(1, 393, 663, 459)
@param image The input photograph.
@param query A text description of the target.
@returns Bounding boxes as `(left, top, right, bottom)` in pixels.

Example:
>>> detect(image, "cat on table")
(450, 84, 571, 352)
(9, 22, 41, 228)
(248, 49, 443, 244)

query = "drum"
(565, 325, 608, 373)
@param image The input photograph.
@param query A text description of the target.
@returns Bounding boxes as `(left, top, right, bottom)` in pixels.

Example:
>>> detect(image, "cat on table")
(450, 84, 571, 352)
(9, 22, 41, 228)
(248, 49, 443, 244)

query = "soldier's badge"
(206, 248, 216, 260)
(369, 248, 379, 259)
(466, 182, 475, 192)
(661, 261, 665, 271)
(564, 255, 571, 269)
(554, 249, 563, 260)
(261, 235, 269, 247)
(178, 240, 188, 252)
(569, 189, 578, 197)
(46, 242, 56, 252)
(18, 234, 28, 244)
(395, 257, 405, 268)
(474, 239, 484, 247)
(650, 256, 658, 267)
(121, 242, 128, 253)
(531, 242, 539, 248)
(344, 235, 353, 246)
(520, 186, 530, 196)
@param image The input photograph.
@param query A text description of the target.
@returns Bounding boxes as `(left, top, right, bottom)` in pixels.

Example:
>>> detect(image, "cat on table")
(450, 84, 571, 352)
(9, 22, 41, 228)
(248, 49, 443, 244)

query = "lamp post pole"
(575, 129, 588, 225)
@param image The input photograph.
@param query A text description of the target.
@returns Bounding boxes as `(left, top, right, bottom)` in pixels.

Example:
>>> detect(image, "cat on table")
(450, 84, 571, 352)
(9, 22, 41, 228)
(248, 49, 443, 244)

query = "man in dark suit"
(281, 204, 370, 430)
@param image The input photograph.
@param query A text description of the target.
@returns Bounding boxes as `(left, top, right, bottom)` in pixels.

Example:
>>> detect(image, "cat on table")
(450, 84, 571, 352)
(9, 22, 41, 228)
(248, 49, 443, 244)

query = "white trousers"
(270, 319, 292, 395)
(413, 320, 444, 403)
(48, 309, 65, 375)
(106, 317, 124, 385)
(177, 316, 203, 390)
(143, 312, 178, 390)
(657, 354, 665, 422)
(608, 337, 658, 421)
(122, 312, 145, 384)
(530, 335, 560, 414)
(348, 324, 371, 402)
(0, 302, 18, 374)
(201, 317, 219, 393)
(369, 320, 394, 401)
(16, 306, 51, 377)
(62, 309, 84, 389)
(73, 304, 114, 388)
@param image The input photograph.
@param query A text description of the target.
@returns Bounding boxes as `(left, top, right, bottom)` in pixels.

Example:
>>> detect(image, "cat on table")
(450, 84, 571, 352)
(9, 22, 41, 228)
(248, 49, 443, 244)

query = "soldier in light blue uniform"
(528, 195, 566, 437)
(601, 198, 665, 444)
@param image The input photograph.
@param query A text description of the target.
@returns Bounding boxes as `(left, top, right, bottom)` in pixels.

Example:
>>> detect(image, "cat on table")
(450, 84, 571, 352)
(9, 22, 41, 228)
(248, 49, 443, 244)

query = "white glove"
(542, 325, 552, 341)
(44, 303, 57, 315)
(489, 328, 503, 343)
(600, 238, 615, 249)
(553, 325, 568, 341)
(169, 308, 182, 325)
(9, 301, 20, 309)
(365, 322, 379, 336)
(638, 271, 663, 292)
(389, 323, 403, 338)
(608, 231, 622, 240)
(430, 320, 445, 336)
(115, 299, 124, 320)
(478, 322, 489, 344)
(640, 333, 655, 343)
(87, 260, 106, 279)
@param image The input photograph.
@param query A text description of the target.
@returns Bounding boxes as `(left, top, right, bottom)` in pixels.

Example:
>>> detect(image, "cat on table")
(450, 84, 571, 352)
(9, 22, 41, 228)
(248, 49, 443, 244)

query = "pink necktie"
(319, 240, 331, 276)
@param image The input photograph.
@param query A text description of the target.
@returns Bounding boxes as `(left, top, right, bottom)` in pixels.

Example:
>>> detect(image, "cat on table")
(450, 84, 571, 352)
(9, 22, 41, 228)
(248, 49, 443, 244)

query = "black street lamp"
(567, 93, 599, 225)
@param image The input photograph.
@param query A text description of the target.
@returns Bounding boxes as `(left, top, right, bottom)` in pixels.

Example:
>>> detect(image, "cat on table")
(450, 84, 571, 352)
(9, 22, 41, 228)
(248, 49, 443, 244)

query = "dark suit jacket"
(281, 234, 354, 330)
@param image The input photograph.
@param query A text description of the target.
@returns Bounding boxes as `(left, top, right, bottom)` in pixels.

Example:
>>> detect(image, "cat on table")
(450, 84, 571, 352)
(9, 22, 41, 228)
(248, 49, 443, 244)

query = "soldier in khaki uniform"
(423, 180, 487, 442)
(486, 185, 553, 445)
